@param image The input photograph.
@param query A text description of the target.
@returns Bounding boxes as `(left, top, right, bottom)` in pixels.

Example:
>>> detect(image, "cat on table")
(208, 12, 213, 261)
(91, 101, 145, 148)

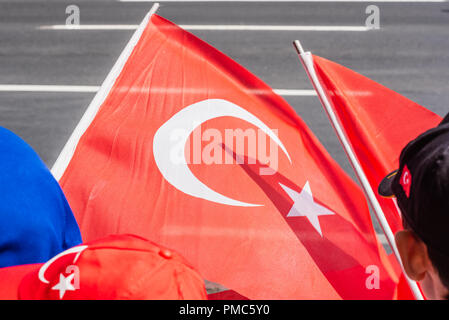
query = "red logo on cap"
(400, 165, 412, 198)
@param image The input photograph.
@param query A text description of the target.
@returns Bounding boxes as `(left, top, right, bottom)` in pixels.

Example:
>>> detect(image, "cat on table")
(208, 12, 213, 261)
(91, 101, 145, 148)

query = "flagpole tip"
(293, 40, 305, 55)
(149, 2, 160, 15)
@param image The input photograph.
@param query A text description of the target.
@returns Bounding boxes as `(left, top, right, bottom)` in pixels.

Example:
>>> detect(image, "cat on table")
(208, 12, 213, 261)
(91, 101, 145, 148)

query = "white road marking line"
(0, 85, 374, 97)
(0, 85, 318, 96)
(120, 0, 447, 2)
(38, 24, 369, 31)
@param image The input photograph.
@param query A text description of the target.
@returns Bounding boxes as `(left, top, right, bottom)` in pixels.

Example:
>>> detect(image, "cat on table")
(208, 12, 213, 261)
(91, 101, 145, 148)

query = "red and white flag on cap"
(52, 13, 397, 299)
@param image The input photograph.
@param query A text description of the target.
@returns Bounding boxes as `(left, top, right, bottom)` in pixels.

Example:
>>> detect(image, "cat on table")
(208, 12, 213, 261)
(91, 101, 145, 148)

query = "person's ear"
(395, 230, 431, 281)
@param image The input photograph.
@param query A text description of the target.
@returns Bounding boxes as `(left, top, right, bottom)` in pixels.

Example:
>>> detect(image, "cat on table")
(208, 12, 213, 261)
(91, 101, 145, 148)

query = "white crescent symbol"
(153, 99, 291, 207)
(38, 245, 88, 284)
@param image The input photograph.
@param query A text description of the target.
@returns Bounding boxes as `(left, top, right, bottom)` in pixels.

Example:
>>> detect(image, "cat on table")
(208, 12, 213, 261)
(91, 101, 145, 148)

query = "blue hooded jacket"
(0, 127, 82, 268)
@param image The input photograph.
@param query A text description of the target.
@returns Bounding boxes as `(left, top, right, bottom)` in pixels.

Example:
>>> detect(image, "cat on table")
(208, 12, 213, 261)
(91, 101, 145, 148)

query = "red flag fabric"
(311, 55, 442, 234)
(58, 14, 396, 299)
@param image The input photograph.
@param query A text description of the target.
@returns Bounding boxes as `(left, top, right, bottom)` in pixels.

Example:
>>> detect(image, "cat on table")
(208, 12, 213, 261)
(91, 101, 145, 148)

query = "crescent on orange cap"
(0, 234, 207, 300)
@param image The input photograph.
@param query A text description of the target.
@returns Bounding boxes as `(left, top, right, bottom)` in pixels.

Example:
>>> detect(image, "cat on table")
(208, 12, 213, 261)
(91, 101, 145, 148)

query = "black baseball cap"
(378, 112, 449, 257)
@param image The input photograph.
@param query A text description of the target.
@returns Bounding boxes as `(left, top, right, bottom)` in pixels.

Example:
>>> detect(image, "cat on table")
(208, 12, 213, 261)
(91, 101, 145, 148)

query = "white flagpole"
(293, 40, 423, 300)
(51, 3, 160, 180)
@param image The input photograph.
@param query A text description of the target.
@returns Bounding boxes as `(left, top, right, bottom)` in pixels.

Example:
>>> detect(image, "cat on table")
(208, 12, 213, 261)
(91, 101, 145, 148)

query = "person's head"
(379, 113, 449, 300)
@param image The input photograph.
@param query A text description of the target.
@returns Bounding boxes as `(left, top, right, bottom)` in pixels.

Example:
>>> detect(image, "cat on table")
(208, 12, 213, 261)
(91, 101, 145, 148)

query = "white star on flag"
(279, 181, 335, 237)
(51, 273, 76, 299)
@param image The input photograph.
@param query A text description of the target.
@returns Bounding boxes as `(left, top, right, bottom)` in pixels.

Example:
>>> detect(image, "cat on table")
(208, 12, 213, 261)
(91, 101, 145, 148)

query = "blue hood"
(0, 127, 82, 268)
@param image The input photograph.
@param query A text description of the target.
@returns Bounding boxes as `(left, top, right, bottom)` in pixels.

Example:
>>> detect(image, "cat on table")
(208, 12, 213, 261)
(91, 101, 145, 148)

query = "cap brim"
(0, 263, 41, 300)
(378, 170, 398, 198)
